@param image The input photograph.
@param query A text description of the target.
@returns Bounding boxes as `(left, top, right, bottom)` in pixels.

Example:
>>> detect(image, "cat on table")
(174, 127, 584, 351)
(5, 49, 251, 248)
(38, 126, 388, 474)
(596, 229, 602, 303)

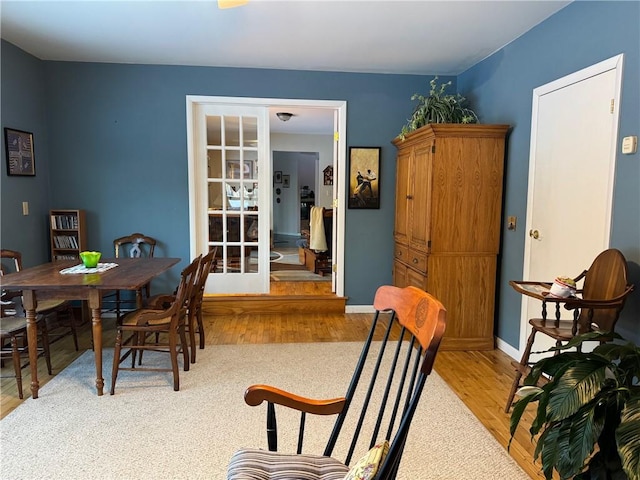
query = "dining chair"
(106, 233, 158, 320)
(110, 255, 201, 394)
(147, 248, 217, 363)
(1, 297, 53, 399)
(0, 249, 79, 350)
(227, 285, 447, 480)
(505, 248, 635, 412)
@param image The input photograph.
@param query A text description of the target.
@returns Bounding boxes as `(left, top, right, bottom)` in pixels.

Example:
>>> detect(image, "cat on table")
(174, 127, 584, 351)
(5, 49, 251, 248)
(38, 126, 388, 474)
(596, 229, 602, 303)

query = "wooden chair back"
(243, 285, 447, 479)
(0, 249, 23, 302)
(113, 233, 157, 258)
(329, 285, 446, 477)
(574, 248, 633, 333)
(0, 249, 23, 273)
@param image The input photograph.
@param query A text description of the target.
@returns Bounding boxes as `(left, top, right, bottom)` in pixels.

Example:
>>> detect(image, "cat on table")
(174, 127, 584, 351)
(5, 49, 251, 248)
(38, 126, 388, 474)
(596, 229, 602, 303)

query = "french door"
(187, 101, 270, 294)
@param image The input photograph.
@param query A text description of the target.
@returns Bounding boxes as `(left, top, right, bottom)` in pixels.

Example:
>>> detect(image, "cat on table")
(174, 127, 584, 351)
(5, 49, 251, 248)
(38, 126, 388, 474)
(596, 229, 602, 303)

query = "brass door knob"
(529, 229, 540, 239)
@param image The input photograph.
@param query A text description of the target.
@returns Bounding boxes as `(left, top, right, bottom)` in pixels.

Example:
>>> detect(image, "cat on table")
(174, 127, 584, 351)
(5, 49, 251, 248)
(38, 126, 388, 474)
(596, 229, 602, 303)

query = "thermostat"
(622, 136, 637, 154)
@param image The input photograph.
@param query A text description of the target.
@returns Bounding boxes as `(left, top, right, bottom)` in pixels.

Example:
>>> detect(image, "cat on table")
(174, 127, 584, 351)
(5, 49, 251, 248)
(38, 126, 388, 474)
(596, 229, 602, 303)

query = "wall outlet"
(622, 136, 637, 154)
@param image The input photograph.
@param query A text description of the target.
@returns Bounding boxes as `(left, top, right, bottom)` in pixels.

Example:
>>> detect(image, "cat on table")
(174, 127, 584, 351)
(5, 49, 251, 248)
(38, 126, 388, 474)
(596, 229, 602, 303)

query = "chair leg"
(40, 321, 53, 376)
(67, 306, 79, 351)
(133, 331, 146, 367)
(169, 328, 180, 391)
(115, 290, 122, 322)
(505, 328, 538, 413)
(179, 323, 190, 372)
(10, 335, 24, 399)
(110, 329, 124, 395)
(188, 311, 197, 364)
(197, 308, 205, 350)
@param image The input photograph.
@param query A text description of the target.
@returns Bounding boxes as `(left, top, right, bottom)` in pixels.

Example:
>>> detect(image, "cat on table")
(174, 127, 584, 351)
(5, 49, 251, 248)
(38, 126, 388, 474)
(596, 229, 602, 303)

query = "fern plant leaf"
(547, 358, 609, 421)
(616, 389, 640, 480)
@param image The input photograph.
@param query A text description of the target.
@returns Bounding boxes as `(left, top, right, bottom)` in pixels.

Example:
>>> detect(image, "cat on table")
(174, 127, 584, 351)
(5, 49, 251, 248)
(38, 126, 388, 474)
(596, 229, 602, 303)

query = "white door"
(519, 55, 623, 359)
(188, 102, 270, 294)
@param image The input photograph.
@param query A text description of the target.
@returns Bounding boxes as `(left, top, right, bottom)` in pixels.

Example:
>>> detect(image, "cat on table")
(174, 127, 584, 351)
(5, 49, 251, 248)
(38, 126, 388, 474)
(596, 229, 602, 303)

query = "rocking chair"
(227, 285, 447, 480)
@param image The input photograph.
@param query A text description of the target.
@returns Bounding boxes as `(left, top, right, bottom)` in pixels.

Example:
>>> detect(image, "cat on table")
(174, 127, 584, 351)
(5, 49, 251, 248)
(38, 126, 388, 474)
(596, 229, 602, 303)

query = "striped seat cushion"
(227, 448, 349, 480)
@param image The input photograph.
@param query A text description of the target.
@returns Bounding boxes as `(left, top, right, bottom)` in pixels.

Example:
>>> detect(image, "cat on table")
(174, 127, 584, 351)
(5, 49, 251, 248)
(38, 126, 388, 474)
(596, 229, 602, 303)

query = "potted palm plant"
(509, 331, 640, 480)
(399, 76, 479, 139)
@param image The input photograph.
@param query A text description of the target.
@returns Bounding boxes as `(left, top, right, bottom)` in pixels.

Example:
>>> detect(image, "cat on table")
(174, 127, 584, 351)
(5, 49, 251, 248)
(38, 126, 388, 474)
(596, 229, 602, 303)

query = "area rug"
(0, 343, 528, 480)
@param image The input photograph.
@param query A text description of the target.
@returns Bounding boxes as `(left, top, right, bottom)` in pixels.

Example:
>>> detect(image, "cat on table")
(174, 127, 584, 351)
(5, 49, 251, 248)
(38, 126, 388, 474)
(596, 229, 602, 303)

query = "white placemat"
(59, 262, 118, 274)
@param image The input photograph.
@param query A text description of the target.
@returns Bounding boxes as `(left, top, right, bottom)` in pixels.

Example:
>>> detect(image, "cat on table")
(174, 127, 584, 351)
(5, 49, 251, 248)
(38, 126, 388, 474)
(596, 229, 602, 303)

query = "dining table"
(1, 257, 180, 398)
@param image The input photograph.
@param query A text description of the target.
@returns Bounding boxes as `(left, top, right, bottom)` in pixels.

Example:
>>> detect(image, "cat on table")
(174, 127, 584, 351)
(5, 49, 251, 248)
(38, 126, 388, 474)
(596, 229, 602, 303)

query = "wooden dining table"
(1, 257, 180, 398)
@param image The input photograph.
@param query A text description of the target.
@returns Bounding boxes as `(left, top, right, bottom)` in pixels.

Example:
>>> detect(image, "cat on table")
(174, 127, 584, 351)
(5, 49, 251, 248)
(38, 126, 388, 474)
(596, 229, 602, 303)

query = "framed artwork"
(274, 171, 282, 184)
(282, 174, 290, 187)
(348, 147, 380, 209)
(4, 128, 36, 176)
(226, 160, 254, 180)
(323, 165, 333, 185)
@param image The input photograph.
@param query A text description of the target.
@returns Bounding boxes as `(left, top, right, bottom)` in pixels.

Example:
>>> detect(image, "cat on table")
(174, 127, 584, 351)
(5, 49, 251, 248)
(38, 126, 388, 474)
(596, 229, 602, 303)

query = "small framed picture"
(274, 171, 282, 184)
(348, 147, 380, 209)
(282, 174, 290, 188)
(323, 165, 333, 185)
(4, 128, 36, 176)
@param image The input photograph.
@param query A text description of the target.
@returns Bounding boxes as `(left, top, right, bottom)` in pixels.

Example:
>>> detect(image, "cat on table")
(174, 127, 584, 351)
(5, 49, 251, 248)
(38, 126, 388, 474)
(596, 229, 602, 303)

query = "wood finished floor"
(1, 310, 546, 479)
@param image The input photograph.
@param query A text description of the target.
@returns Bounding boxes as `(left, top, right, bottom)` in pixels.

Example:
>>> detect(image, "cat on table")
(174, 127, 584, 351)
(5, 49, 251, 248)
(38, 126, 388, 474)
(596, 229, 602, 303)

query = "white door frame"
(518, 54, 624, 356)
(186, 96, 347, 297)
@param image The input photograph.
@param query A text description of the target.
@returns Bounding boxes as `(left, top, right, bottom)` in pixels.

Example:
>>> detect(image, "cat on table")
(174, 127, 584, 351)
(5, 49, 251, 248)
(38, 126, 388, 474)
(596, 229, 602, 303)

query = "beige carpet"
(0, 343, 528, 479)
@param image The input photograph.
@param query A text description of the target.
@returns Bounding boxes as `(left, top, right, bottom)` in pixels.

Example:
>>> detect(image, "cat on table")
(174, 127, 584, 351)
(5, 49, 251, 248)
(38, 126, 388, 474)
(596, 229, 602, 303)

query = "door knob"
(529, 229, 540, 239)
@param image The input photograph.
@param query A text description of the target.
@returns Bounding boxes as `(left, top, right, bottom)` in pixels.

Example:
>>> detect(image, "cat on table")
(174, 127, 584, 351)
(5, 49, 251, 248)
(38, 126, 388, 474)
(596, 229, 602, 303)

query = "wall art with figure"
(348, 147, 380, 209)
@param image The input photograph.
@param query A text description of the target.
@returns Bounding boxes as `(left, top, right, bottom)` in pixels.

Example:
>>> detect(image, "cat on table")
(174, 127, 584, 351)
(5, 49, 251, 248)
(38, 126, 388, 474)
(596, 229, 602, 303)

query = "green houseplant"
(510, 331, 640, 480)
(399, 76, 479, 139)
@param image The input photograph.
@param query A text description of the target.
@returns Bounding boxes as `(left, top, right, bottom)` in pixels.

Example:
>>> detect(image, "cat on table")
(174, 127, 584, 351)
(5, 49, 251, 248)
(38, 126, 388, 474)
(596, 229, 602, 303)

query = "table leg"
(22, 290, 40, 399)
(88, 290, 104, 396)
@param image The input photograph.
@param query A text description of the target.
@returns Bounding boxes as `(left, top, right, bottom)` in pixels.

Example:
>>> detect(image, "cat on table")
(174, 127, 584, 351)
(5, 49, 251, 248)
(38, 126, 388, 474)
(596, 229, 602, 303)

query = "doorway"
(186, 96, 346, 297)
(518, 54, 623, 359)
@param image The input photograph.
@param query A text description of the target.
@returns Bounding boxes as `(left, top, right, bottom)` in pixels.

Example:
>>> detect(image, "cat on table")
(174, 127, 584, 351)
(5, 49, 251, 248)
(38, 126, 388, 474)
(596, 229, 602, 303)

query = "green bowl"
(79, 251, 101, 268)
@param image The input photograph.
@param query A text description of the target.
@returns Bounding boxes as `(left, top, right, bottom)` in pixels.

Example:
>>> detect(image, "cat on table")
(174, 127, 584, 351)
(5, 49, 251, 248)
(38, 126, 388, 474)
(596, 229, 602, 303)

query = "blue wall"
(5, 48, 448, 297)
(0, 42, 52, 267)
(459, 0, 640, 346)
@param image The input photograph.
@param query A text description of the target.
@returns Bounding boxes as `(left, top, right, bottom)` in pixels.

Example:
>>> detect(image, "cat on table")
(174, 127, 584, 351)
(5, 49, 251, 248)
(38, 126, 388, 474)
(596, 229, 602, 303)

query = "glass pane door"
(197, 105, 269, 293)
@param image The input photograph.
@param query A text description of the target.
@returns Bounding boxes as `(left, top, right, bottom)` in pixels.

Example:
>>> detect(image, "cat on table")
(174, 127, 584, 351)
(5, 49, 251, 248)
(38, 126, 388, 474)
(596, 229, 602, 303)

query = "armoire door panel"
(408, 143, 433, 252)
(393, 150, 411, 246)
(430, 137, 504, 253)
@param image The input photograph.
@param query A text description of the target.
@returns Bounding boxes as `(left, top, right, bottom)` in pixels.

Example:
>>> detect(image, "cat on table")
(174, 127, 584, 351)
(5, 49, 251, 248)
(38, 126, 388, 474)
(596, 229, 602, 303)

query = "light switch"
(507, 216, 517, 231)
(22, 201, 29, 216)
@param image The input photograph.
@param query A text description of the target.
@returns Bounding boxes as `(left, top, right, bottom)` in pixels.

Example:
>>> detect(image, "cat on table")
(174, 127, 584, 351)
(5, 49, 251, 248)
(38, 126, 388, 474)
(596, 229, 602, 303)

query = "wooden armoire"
(392, 124, 509, 350)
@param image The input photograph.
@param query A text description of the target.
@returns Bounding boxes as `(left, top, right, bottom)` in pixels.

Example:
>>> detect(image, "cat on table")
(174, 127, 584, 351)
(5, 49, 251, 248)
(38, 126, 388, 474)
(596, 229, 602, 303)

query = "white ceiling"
(0, 0, 572, 134)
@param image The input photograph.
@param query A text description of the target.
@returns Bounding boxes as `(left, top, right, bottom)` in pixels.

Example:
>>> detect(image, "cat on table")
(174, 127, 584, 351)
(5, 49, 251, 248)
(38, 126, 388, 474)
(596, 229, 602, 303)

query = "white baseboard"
(345, 304, 375, 313)
(496, 337, 520, 361)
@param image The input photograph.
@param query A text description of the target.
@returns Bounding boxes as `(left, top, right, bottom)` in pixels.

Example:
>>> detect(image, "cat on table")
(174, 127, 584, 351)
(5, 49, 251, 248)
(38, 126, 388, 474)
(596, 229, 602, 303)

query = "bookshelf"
(49, 209, 87, 261)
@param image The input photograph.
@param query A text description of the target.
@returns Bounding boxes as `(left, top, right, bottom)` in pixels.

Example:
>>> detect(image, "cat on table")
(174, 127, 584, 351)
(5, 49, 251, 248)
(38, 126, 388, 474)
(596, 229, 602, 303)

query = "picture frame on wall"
(348, 147, 380, 209)
(4, 128, 36, 176)
(226, 160, 254, 179)
(282, 174, 290, 187)
(274, 171, 282, 184)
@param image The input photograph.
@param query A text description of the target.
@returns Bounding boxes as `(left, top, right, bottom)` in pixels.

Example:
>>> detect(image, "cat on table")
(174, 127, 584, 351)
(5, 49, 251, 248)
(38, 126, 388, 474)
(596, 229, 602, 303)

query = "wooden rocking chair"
(227, 285, 447, 480)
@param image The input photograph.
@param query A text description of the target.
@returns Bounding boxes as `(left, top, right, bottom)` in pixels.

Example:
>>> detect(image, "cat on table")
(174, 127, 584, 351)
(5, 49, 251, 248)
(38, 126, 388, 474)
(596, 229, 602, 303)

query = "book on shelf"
(50, 213, 79, 230)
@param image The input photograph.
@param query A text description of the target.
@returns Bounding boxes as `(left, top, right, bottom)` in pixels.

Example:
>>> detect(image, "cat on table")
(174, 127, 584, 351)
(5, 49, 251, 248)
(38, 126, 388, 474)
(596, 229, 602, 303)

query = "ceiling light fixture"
(276, 112, 294, 122)
(218, 0, 248, 9)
